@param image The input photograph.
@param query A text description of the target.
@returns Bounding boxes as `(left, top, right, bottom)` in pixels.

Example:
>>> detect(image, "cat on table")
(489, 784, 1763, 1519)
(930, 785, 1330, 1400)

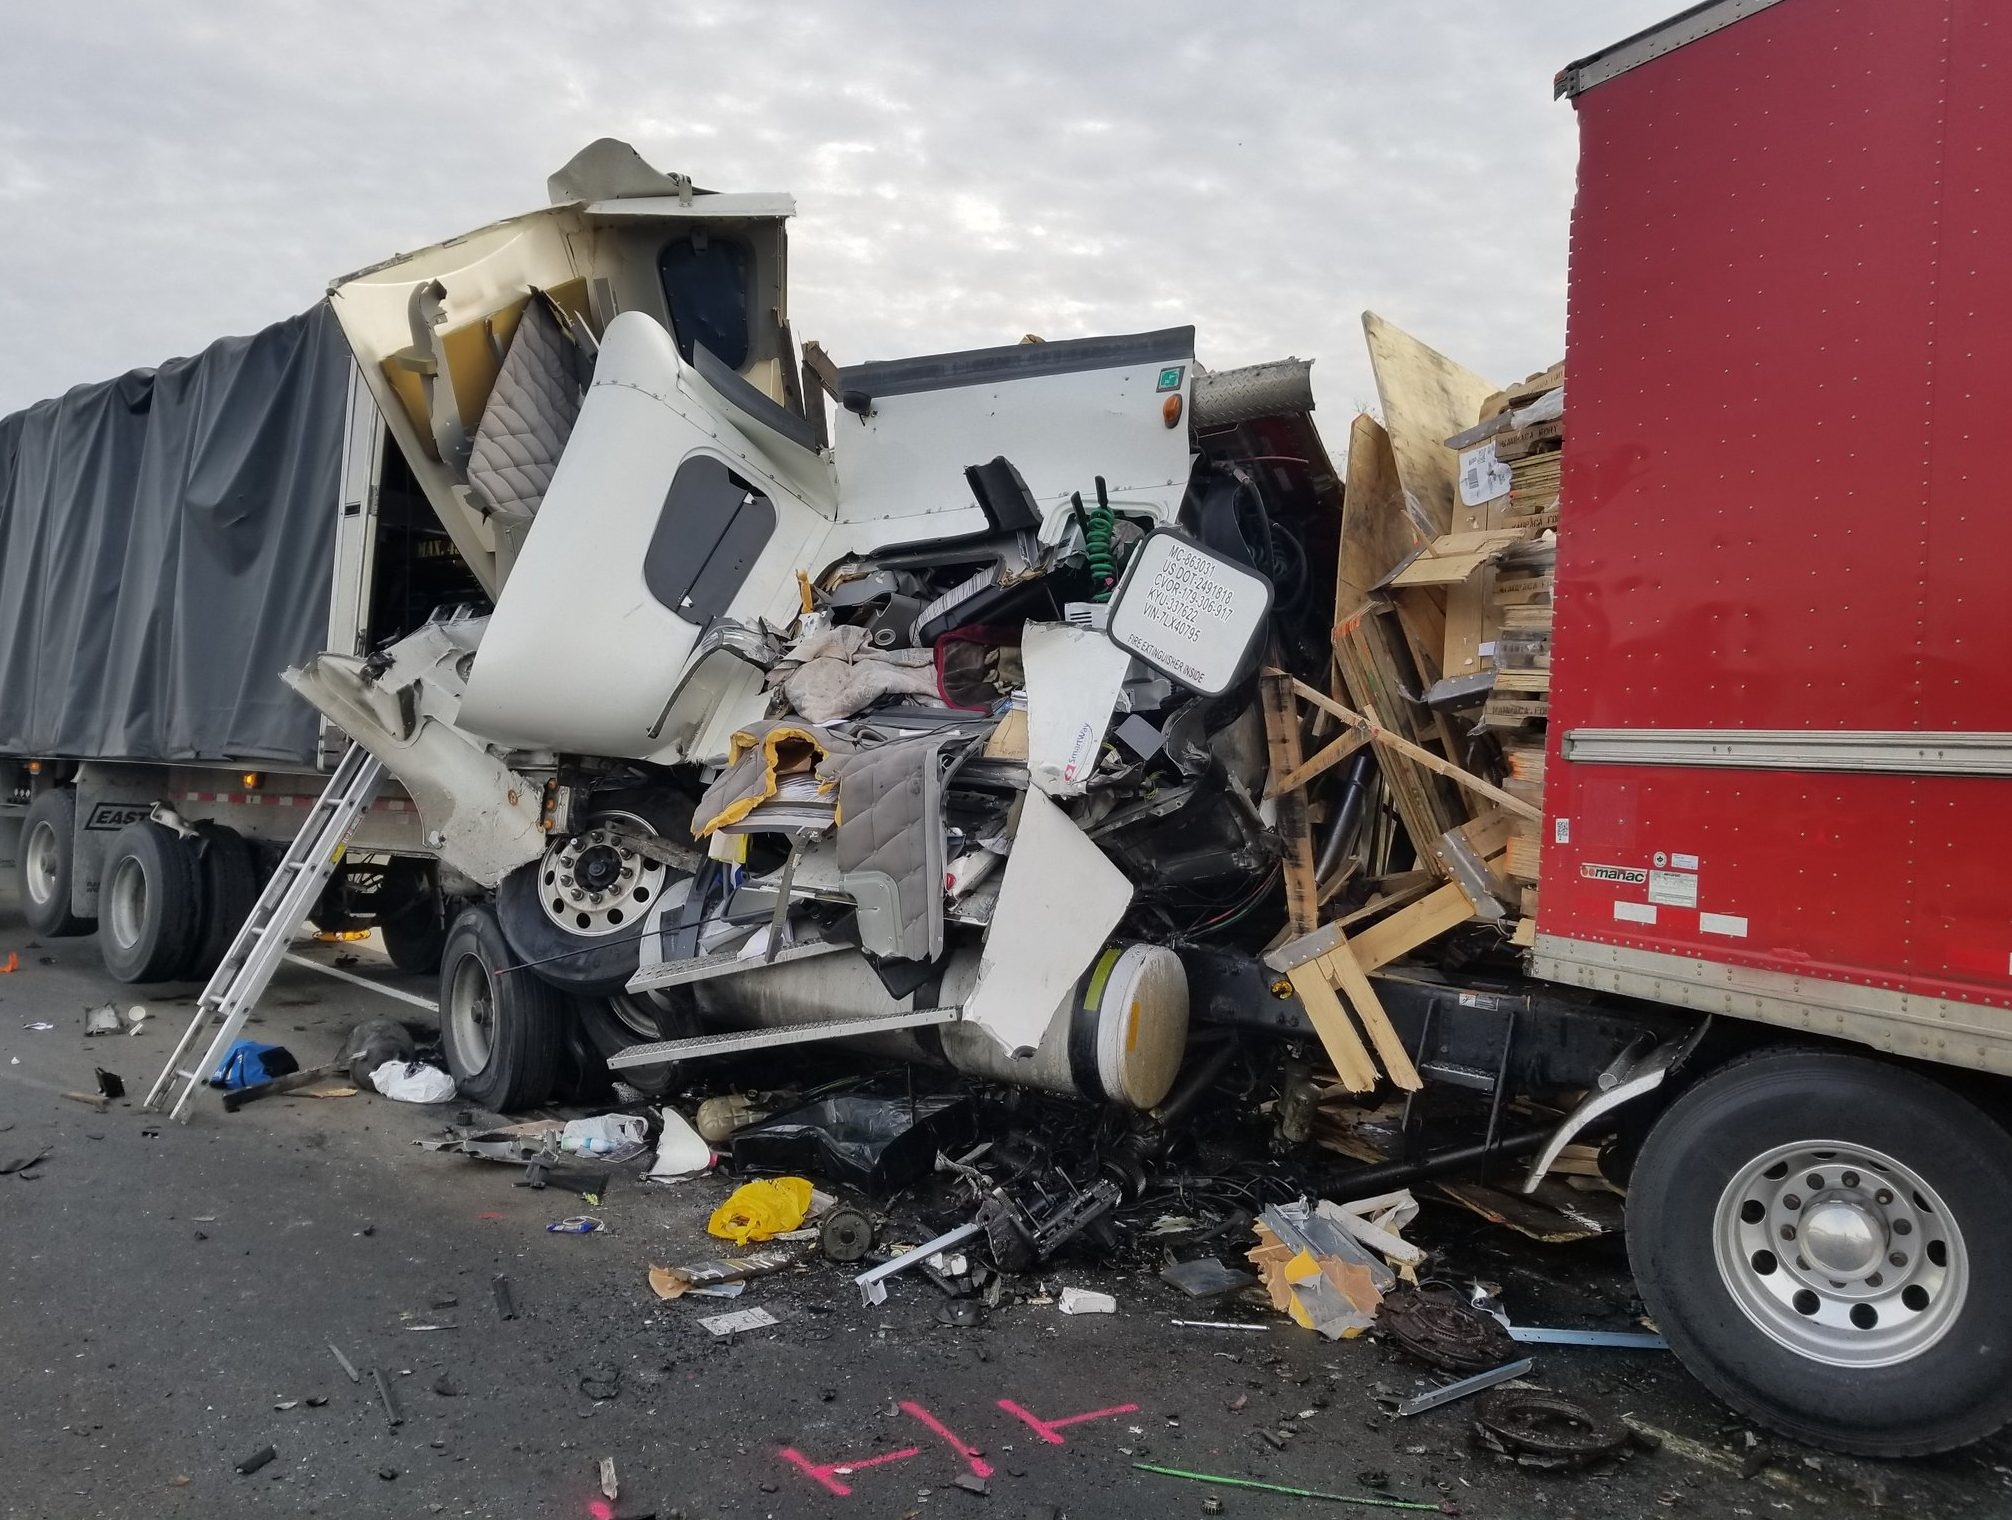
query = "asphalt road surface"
(2, 882, 2008, 1520)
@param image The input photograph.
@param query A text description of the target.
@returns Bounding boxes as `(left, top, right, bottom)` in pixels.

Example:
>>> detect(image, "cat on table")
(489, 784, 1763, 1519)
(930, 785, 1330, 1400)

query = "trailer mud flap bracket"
(1519, 1024, 1707, 1195)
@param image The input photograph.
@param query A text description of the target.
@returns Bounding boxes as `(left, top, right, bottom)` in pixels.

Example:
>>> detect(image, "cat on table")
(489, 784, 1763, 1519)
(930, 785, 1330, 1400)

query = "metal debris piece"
(819, 1205, 875, 1263)
(1474, 1388, 1631, 1467)
(600, 1456, 619, 1500)
(235, 1445, 277, 1475)
(327, 1342, 361, 1384)
(1393, 1356, 1535, 1416)
(1132, 1462, 1440, 1511)
(492, 1273, 516, 1320)
(855, 1220, 984, 1306)
(1504, 1325, 1668, 1349)
(371, 1367, 404, 1428)
(1380, 1288, 1519, 1372)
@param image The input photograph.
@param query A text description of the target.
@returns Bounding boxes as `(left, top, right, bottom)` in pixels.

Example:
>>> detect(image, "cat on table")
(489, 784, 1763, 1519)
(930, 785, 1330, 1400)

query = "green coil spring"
(1085, 504, 1117, 602)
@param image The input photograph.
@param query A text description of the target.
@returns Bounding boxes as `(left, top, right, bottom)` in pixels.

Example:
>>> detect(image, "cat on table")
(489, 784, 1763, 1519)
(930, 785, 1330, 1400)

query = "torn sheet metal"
(1022, 621, 1133, 797)
(959, 789, 1134, 1055)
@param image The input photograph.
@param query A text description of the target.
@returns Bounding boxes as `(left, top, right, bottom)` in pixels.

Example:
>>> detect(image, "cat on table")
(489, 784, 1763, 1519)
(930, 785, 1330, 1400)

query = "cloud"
(0, 0, 1674, 439)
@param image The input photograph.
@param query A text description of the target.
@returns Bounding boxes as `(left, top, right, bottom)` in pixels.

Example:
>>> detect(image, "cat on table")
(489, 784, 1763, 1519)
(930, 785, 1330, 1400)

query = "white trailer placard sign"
(1106, 530, 1273, 697)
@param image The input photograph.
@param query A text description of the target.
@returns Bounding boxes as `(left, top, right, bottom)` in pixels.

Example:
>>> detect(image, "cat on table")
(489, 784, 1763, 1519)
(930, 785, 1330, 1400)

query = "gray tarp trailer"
(0, 303, 476, 982)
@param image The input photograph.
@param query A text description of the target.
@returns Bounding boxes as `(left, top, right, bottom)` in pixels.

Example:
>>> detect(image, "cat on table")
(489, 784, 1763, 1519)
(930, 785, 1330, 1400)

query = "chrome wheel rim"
(107, 856, 148, 950)
(1714, 1139, 1967, 1368)
(23, 819, 59, 907)
(447, 952, 495, 1074)
(537, 810, 667, 939)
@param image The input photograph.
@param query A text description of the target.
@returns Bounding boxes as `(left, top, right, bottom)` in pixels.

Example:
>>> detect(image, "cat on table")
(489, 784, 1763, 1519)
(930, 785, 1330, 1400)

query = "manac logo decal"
(84, 801, 153, 832)
(1580, 862, 1649, 885)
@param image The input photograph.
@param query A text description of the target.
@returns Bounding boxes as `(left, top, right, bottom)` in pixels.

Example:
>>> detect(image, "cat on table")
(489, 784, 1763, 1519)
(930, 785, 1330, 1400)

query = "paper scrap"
(699, 1306, 779, 1336)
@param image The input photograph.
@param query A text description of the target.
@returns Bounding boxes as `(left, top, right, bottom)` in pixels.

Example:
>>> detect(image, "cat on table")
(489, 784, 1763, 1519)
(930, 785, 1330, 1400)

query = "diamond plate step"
(626, 936, 850, 994)
(606, 1006, 962, 1070)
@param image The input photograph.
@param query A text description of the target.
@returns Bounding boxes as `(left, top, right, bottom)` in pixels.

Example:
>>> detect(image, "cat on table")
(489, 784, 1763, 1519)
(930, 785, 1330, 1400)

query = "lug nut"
(1889, 1252, 1907, 1268)
(1784, 1194, 1802, 1211)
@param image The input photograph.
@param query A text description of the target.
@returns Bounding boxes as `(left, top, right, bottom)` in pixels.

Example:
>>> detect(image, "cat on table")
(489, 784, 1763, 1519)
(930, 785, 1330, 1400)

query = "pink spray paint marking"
(898, 1401, 995, 1478)
(776, 1444, 922, 1498)
(995, 1398, 1141, 1445)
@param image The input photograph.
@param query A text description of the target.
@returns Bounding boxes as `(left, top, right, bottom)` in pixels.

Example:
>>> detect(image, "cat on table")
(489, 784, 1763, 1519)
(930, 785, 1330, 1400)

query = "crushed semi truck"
(93, 0, 2012, 1461)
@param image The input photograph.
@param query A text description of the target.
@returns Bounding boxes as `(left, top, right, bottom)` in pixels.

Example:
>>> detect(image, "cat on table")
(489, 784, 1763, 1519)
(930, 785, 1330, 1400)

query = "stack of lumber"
(1258, 316, 1567, 1097)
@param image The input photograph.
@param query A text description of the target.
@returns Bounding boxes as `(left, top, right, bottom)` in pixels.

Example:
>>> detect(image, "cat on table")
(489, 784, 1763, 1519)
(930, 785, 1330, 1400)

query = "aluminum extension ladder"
(143, 744, 384, 1122)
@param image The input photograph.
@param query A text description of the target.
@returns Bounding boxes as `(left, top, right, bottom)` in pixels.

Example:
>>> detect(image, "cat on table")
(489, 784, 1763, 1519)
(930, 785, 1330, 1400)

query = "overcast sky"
(0, 0, 1674, 435)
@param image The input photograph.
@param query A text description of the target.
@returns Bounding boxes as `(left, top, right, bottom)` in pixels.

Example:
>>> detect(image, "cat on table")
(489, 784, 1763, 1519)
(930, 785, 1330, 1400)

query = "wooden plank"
(1349, 877, 1483, 973)
(1333, 618, 1456, 875)
(1268, 725, 1369, 798)
(1318, 943, 1422, 1090)
(1334, 871, 1437, 929)
(1260, 671, 1320, 935)
(1286, 678, 1542, 822)
(1390, 549, 1495, 588)
(1362, 313, 1498, 539)
(1286, 962, 1379, 1093)
(1336, 414, 1420, 612)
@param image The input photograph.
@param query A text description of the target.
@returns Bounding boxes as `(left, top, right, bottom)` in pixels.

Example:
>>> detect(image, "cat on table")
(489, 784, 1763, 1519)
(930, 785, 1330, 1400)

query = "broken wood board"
(1332, 614, 1462, 872)
(1432, 1178, 1624, 1243)
(1362, 312, 1498, 540)
(1288, 678, 1541, 823)
(1318, 942, 1422, 1090)
(1387, 528, 1534, 596)
(1286, 961, 1379, 1093)
(1348, 876, 1486, 973)
(1260, 671, 1320, 935)
(1268, 724, 1369, 799)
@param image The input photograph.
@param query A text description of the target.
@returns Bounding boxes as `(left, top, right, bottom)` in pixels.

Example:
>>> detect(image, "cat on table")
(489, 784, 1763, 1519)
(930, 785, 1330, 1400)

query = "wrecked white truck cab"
(291, 140, 1287, 1112)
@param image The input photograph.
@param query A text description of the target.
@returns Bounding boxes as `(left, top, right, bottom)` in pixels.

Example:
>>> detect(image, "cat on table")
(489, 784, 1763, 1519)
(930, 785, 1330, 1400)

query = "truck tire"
(378, 859, 447, 976)
(98, 821, 203, 983)
(495, 790, 696, 996)
(188, 824, 260, 980)
(438, 903, 564, 1112)
(1628, 1050, 2012, 1456)
(576, 988, 702, 1098)
(17, 789, 92, 937)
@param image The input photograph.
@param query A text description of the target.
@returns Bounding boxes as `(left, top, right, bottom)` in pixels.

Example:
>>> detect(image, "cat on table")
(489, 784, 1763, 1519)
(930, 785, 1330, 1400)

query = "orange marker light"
(1162, 394, 1183, 428)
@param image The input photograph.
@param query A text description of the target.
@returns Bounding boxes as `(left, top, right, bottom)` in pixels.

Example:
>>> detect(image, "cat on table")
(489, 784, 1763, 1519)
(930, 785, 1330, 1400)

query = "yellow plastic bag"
(707, 1176, 814, 1244)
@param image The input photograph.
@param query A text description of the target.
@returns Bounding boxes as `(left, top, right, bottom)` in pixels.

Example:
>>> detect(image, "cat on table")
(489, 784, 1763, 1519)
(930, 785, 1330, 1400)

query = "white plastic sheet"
(369, 1060, 458, 1104)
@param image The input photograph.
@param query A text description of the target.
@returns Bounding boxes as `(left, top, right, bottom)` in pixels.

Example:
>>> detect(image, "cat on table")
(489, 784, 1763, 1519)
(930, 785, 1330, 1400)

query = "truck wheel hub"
(1802, 1199, 1881, 1277)
(539, 811, 668, 939)
(1714, 1140, 1968, 1368)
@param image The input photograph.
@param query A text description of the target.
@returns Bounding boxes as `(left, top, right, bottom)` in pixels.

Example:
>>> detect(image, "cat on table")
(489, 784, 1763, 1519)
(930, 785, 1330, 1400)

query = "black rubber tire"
(1628, 1050, 2012, 1456)
(379, 858, 448, 976)
(552, 1005, 617, 1105)
(437, 903, 565, 1112)
(97, 821, 203, 983)
(17, 789, 92, 936)
(188, 824, 261, 980)
(576, 989, 702, 1098)
(495, 788, 697, 996)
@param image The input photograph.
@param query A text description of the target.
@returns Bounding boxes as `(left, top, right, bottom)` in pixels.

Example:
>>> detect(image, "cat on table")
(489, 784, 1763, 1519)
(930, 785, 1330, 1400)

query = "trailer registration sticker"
(1648, 870, 1699, 909)
(1581, 863, 1648, 885)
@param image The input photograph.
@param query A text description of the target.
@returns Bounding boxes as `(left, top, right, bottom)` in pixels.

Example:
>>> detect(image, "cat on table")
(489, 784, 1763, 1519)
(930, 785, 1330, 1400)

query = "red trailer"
(1530, 0, 2012, 1457)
